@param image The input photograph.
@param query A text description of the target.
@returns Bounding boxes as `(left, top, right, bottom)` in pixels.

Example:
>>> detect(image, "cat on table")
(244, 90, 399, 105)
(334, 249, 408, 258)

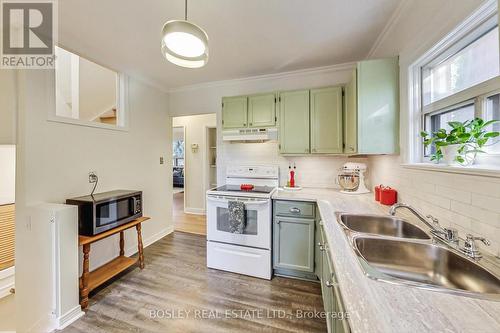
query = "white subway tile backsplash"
(435, 185, 471, 204)
(450, 201, 500, 228)
(471, 193, 500, 214)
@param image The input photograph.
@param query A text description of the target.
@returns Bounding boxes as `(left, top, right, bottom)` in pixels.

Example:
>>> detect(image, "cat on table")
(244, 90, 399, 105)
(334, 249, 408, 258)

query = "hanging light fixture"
(161, 0, 209, 68)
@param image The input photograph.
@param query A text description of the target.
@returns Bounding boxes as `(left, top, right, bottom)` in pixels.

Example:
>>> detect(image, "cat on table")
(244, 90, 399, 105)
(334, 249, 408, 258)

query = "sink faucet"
(390, 203, 491, 259)
(461, 234, 491, 260)
(389, 203, 444, 234)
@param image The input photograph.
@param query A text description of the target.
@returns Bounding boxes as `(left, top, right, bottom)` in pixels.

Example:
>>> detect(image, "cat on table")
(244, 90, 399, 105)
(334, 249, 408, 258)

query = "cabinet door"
(321, 244, 335, 332)
(344, 69, 357, 154)
(310, 86, 343, 154)
(273, 216, 315, 272)
(279, 90, 310, 154)
(357, 57, 399, 154)
(248, 93, 276, 128)
(315, 219, 322, 279)
(222, 96, 248, 129)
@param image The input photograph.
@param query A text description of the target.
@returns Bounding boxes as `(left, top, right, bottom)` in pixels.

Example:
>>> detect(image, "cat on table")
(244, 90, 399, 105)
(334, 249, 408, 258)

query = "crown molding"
(366, 0, 411, 59)
(167, 61, 357, 93)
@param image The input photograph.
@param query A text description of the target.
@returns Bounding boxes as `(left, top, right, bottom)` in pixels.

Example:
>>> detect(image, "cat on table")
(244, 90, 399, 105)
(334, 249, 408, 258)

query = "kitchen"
(2, 0, 500, 333)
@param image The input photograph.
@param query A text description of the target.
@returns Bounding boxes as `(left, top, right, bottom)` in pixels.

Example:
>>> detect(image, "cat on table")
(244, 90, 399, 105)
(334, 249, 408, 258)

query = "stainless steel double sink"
(336, 213, 500, 300)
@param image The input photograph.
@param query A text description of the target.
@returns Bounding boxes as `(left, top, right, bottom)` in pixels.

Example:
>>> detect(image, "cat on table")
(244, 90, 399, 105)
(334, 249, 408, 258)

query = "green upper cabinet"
(344, 69, 358, 154)
(222, 96, 248, 129)
(248, 93, 276, 128)
(310, 86, 343, 154)
(355, 57, 399, 154)
(279, 90, 310, 154)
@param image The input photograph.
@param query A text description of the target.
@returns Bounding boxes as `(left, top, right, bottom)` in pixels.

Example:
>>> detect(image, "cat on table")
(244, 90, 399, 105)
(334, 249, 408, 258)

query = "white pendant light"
(161, 0, 209, 68)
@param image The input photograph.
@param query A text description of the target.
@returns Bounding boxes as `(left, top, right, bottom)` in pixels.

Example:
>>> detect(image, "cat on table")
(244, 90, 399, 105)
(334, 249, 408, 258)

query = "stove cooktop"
(211, 184, 275, 194)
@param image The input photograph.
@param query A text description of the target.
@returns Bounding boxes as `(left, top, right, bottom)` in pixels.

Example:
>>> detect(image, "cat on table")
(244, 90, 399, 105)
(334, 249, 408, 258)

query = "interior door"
(310, 86, 343, 154)
(279, 90, 310, 154)
(248, 93, 276, 128)
(222, 96, 248, 129)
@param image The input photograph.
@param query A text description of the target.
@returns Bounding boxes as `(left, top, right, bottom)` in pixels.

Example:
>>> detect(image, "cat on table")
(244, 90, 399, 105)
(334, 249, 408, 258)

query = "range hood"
(222, 128, 278, 142)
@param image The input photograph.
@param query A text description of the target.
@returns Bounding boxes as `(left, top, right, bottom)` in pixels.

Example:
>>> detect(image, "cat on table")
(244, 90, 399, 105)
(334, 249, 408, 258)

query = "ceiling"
(59, 0, 401, 90)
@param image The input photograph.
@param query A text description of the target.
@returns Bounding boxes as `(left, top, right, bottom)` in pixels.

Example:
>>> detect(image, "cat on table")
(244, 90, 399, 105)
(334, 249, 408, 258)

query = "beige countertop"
(272, 187, 500, 333)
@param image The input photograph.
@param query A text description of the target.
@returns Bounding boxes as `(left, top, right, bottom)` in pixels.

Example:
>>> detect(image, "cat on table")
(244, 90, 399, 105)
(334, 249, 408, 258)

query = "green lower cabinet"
(273, 216, 315, 274)
(320, 225, 351, 333)
(314, 219, 323, 278)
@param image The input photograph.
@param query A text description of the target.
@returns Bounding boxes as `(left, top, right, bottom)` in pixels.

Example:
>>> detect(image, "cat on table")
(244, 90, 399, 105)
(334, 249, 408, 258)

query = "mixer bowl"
(338, 172, 360, 191)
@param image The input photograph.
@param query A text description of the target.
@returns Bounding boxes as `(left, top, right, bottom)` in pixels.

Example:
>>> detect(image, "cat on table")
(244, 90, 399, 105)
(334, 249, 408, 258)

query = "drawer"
(274, 200, 315, 218)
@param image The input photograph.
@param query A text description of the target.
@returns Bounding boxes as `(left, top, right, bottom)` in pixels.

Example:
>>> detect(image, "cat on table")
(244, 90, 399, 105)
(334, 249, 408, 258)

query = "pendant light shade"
(161, 1, 209, 68)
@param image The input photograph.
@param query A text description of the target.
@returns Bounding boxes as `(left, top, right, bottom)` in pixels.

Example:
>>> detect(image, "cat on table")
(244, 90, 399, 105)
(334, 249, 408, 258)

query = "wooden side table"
(78, 216, 150, 310)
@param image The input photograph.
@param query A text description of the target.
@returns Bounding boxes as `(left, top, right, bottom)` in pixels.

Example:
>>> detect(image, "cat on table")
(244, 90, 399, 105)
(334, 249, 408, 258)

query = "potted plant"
(421, 118, 499, 165)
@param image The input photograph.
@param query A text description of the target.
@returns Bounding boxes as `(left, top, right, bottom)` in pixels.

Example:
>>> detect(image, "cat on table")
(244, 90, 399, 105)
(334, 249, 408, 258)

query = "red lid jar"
(380, 187, 397, 206)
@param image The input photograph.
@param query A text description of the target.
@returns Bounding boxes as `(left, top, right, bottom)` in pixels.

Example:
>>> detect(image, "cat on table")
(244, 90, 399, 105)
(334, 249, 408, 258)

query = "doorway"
(172, 114, 217, 235)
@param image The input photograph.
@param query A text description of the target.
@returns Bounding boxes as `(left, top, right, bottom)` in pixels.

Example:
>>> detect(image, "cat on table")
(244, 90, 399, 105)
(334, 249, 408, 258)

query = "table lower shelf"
(81, 255, 138, 292)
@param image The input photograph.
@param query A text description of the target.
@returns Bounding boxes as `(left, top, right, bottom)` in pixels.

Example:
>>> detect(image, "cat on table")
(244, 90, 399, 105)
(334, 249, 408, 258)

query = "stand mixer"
(337, 162, 370, 194)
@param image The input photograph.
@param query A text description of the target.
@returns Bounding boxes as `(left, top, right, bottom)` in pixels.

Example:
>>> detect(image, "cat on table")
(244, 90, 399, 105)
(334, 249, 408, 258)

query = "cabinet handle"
(289, 207, 301, 214)
(276, 220, 280, 224)
(312, 148, 317, 153)
(243, 123, 247, 126)
(325, 280, 337, 288)
(350, 146, 354, 151)
(318, 242, 324, 251)
(249, 123, 253, 126)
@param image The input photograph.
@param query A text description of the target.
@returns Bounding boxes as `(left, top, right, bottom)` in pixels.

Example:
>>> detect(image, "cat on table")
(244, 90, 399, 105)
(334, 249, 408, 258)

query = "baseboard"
(55, 305, 85, 330)
(0, 266, 15, 299)
(125, 225, 174, 257)
(184, 207, 206, 215)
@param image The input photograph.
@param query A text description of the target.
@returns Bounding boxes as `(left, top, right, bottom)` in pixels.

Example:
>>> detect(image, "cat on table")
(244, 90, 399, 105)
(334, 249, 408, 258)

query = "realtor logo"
(1, 0, 57, 68)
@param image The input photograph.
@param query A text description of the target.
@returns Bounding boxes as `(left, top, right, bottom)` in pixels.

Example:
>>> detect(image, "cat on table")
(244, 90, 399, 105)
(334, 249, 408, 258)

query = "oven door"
(206, 195, 271, 249)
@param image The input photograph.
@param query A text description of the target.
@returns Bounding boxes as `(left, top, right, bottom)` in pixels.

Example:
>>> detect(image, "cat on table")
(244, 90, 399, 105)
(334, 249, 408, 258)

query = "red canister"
(374, 185, 383, 202)
(380, 187, 397, 206)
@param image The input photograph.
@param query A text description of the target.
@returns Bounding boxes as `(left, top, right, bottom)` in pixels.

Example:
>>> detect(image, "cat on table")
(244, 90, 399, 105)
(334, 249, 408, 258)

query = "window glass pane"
(485, 93, 500, 153)
(422, 27, 499, 105)
(424, 103, 475, 155)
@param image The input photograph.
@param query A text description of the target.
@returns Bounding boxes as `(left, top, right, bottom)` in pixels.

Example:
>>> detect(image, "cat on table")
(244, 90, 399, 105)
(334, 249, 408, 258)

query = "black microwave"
(66, 190, 142, 236)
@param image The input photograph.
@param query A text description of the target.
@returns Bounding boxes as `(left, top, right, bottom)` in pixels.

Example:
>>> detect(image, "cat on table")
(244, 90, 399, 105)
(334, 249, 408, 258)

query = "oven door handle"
(206, 196, 269, 205)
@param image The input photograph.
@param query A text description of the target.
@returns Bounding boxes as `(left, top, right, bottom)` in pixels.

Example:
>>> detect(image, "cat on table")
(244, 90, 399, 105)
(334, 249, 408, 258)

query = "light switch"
(160, 157, 164, 164)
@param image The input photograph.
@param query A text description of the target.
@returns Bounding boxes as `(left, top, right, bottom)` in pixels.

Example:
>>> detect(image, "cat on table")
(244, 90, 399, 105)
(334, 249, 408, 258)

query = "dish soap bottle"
(290, 163, 296, 188)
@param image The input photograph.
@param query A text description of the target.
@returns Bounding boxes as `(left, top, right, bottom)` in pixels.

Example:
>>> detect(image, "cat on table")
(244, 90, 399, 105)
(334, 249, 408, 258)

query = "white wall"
(173, 114, 216, 213)
(368, 0, 500, 256)
(0, 146, 15, 205)
(0, 70, 17, 145)
(79, 56, 117, 121)
(169, 63, 370, 188)
(14, 69, 172, 331)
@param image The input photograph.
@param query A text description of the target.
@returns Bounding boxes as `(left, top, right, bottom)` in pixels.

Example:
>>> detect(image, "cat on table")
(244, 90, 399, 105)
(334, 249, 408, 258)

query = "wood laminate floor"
(63, 232, 326, 333)
(173, 192, 206, 235)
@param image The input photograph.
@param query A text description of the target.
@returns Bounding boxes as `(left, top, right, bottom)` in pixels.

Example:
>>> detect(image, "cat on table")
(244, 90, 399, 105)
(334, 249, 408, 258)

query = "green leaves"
(422, 117, 499, 163)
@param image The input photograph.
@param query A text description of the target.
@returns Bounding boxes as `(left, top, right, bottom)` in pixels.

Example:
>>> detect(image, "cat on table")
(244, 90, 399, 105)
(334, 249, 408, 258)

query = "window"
(412, 1, 500, 164)
(422, 27, 499, 105)
(51, 46, 127, 129)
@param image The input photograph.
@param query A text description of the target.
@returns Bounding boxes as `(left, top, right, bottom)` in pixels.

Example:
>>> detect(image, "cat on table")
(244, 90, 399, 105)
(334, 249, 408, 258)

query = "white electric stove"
(206, 165, 279, 279)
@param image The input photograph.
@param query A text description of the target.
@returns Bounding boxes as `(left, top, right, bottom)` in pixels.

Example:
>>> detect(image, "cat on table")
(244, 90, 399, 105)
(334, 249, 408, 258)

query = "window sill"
(402, 163, 500, 178)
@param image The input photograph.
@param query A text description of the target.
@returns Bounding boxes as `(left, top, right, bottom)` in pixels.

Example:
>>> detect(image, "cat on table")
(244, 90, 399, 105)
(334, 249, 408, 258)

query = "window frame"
(47, 46, 129, 131)
(408, 0, 500, 165)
